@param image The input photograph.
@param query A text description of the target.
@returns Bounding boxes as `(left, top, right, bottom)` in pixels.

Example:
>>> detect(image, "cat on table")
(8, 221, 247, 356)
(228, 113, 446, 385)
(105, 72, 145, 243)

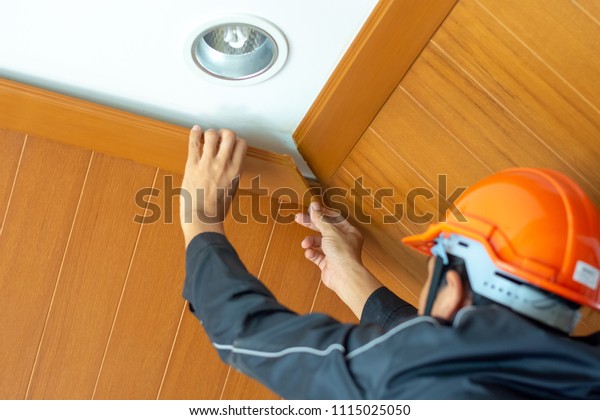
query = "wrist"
(183, 222, 225, 247)
(333, 263, 383, 319)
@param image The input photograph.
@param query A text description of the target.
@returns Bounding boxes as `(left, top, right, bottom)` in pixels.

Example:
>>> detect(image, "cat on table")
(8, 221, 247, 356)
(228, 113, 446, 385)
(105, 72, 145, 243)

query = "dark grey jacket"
(183, 232, 600, 399)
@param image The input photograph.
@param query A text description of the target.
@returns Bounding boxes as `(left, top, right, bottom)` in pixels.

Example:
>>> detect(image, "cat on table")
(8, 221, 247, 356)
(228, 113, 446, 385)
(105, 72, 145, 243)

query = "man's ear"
(431, 270, 466, 320)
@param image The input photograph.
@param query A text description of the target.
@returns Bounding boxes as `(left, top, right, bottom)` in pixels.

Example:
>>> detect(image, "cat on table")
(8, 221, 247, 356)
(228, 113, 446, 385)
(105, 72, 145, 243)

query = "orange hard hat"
(402, 168, 600, 312)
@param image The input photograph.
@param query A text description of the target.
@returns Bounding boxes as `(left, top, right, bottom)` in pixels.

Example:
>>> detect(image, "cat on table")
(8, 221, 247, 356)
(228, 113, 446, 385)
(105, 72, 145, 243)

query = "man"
(180, 126, 600, 399)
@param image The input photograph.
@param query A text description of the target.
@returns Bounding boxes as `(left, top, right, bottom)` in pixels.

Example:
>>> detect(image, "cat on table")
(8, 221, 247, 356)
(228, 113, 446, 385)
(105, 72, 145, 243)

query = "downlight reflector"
(187, 15, 288, 85)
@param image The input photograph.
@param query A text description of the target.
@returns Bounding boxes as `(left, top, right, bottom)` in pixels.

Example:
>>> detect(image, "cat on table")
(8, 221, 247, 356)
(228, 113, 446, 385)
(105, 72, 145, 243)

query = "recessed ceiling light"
(186, 15, 288, 85)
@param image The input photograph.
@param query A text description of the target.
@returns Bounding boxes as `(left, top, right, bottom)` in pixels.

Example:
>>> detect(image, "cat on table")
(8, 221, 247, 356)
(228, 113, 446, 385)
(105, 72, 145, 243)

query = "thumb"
(309, 201, 333, 233)
(309, 201, 345, 232)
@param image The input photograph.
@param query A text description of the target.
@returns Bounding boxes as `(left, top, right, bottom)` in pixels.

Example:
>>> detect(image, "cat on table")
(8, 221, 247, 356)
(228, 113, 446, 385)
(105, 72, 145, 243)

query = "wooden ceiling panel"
(92, 171, 186, 399)
(432, 0, 600, 199)
(26, 154, 156, 399)
(0, 137, 91, 399)
(370, 85, 492, 192)
(343, 129, 443, 235)
(400, 44, 599, 206)
(573, 0, 600, 22)
(0, 129, 26, 232)
(294, 0, 459, 182)
(477, 0, 600, 112)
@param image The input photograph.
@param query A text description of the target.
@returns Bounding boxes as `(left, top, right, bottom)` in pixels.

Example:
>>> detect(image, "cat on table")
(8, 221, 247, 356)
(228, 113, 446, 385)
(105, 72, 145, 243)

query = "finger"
(319, 204, 345, 224)
(308, 201, 339, 233)
(187, 125, 202, 165)
(294, 205, 339, 229)
(304, 248, 325, 268)
(202, 129, 219, 159)
(231, 137, 247, 171)
(320, 205, 342, 218)
(294, 212, 319, 231)
(301, 235, 322, 250)
(217, 129, 236, 161)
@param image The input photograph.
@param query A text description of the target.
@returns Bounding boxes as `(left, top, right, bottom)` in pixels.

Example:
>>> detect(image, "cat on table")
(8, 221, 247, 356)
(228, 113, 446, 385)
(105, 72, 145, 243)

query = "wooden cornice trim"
(0, 77, 310, 200)
(294, 0, 458, 184)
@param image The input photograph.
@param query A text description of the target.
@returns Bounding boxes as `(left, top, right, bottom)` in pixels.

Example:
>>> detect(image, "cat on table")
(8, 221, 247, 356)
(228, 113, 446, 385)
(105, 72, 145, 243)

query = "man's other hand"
(295, 202, 383, 318)
(180, 126, 247, 247)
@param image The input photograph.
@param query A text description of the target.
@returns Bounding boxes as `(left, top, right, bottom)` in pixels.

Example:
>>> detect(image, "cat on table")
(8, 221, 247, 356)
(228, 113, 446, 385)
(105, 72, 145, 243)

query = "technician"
(180, 126, 600, 399)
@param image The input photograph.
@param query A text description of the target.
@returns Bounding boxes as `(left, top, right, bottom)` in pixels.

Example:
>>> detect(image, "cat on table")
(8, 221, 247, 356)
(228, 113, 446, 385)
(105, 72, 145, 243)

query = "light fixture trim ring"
(185, 14, 288, 86)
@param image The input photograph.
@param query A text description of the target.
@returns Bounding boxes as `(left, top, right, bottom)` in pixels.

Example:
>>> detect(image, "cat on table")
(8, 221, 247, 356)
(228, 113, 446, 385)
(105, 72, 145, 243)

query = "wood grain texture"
(26, 154, 156, 399)
(477, 0, 600, 112)
(342, 129, 441, 235)
(0, 137, 91, 399)
(157, 309, 229, 400)
(0, 129, 26, 233)
(573, 311, 596, 336)
(92, 171, 186, 399)
(0, 78, 310, 200)
(400, 45, 599, 205)
(579, 308, 600, 335)
(327, 168, 427, 299)
(370, 86, 492, 191)
(362, 249, 419, 307)
(432, 0, 600, 197)
(327, 165, 413, 238)
(574, 0, 600, 22)
(294, 0, 458, 183)
(220, 219, 322, 400)
(573, 306, 600, 336)
(158, 195, 276, 400)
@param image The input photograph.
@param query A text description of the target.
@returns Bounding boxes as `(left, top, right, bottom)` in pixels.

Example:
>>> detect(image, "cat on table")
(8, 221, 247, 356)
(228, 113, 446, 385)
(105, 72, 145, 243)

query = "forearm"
(333, 263, 417, 328)
(332, 263, 383, 320)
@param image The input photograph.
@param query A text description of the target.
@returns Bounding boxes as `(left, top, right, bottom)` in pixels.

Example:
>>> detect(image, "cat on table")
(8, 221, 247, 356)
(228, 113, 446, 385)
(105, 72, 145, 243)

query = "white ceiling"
(0, 0, 379, 176)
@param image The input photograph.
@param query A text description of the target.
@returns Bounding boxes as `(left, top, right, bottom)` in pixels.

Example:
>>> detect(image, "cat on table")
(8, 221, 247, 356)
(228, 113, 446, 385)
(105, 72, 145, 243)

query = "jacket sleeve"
(182, 233, 419, 399)
(360, 287, 417, 330)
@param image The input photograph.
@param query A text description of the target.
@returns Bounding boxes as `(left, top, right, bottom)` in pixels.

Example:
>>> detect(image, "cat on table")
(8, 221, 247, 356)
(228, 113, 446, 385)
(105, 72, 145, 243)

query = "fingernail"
(192, 125, 200, 131)
(310, 201, 320, 212)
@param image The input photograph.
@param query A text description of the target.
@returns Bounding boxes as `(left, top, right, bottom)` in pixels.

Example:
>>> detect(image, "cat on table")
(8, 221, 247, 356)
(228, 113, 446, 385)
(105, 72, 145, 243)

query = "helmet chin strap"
(425, 233, 581, 333)
(424, 239, 450, 316)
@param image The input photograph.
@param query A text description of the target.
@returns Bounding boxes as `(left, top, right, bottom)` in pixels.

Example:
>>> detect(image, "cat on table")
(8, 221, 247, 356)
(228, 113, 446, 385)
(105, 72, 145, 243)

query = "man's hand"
(295, 202, 383, 318)
(180, 126, 247, 247)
